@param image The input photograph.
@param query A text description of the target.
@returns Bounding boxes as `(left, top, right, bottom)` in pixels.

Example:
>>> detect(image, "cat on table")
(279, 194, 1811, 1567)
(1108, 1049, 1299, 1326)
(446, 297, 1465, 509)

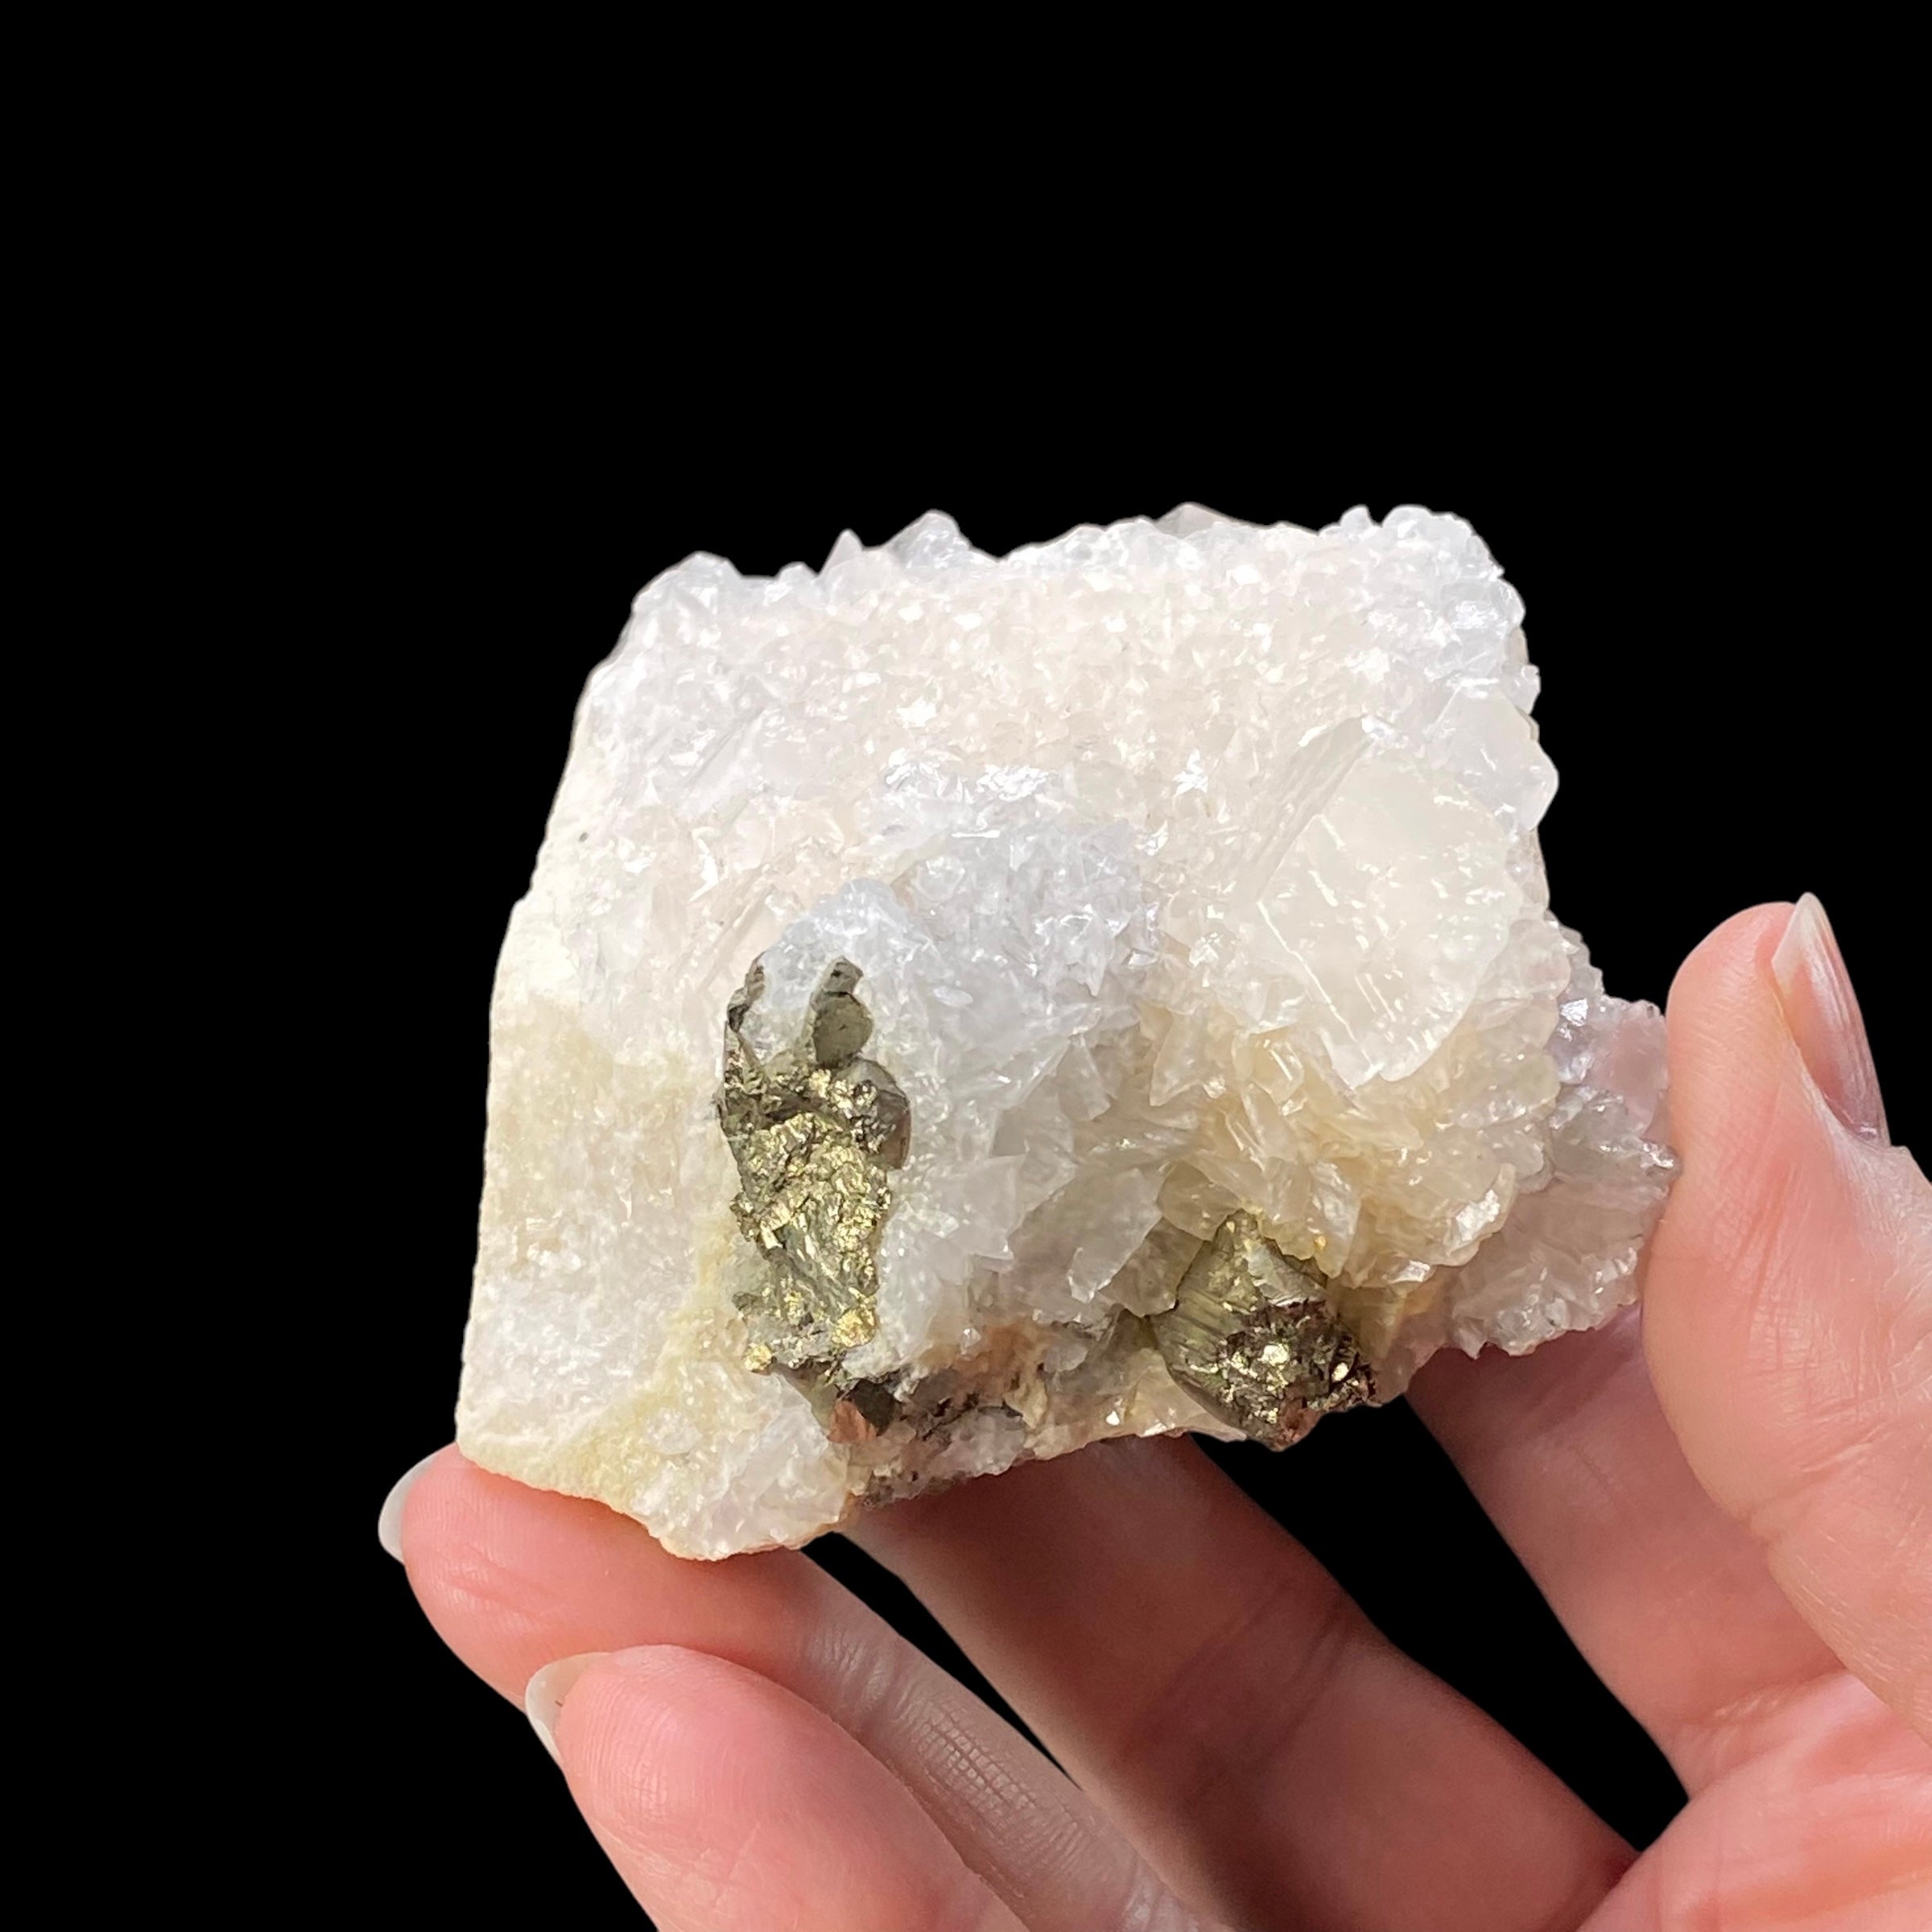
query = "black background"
(329, 371, 1922, 1923)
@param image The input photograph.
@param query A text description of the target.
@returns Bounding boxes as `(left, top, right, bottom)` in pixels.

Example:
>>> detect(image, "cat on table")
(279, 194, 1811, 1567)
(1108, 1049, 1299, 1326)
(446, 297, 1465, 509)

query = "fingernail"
(377, 1450, 444, 1562)
(1771, 894, 1888, 1141)
(525, 1653, 608, 1765)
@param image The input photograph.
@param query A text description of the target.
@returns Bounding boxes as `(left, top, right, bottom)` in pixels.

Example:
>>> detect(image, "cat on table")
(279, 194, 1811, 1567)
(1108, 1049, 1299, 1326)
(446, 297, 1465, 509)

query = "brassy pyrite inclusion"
(719, 960, 910, 1446)
(456, 505, 1678, 1558)
(1149, 1212, 1374, 1448)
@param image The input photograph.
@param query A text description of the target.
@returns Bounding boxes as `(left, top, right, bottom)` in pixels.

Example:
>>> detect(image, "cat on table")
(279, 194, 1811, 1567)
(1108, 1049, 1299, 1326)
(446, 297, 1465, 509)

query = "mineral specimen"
(456, 505, 1677, 1558)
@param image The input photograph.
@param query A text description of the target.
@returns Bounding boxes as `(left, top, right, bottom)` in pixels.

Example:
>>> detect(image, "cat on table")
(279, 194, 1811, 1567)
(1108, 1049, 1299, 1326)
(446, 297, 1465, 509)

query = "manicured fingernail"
(1771, 894, 1887, 1141)
(525, 1654, 608, 1765)
(377, 1450, 444, 1562)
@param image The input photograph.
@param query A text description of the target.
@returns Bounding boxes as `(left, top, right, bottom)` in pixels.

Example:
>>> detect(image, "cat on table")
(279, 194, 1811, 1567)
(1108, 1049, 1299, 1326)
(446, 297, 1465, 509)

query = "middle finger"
(848, 1433, 1630, 1932)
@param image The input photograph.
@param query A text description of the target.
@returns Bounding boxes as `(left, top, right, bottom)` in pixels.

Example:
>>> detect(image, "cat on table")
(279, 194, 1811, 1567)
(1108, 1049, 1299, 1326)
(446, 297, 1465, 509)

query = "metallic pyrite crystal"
(718, 960, 910, 1439)
(456, 505, 1678, 1557)
(1150, 1213, 1375, 1449)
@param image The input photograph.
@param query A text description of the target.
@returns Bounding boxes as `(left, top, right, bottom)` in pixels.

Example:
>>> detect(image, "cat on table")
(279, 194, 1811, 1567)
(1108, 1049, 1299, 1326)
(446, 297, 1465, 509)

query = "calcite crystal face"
(456, 506, 1676, 1558)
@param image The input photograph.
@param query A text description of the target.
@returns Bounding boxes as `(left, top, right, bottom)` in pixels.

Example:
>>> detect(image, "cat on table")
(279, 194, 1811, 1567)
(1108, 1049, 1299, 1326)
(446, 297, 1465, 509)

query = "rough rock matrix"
(456, 506, 1677, 1558)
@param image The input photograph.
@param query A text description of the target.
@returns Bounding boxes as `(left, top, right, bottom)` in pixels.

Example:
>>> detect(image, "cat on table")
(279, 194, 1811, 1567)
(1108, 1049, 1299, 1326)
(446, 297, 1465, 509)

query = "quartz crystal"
(456, 506, 1677, 1558)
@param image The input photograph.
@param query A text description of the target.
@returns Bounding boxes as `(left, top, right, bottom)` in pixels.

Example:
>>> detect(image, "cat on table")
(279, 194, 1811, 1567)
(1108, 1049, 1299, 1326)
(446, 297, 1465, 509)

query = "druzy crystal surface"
(456, 506, 1676, 1558)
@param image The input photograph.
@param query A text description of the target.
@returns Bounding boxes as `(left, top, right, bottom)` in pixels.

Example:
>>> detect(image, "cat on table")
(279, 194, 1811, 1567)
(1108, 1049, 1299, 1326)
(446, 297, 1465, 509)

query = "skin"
(390, 904, 1932, 1929)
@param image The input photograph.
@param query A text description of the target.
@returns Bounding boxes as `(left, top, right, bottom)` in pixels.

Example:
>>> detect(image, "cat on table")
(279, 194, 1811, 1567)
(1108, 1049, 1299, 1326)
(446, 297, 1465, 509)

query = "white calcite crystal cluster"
(457, 506, 1676, 1558)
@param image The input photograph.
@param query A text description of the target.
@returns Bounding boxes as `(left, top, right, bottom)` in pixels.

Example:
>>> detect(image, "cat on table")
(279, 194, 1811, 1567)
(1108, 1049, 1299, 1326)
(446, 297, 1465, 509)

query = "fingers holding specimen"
(394, 1441, 1623, 1932)
(390, 1448, 1197, 1932)
(851, 1433, 1630, 1932)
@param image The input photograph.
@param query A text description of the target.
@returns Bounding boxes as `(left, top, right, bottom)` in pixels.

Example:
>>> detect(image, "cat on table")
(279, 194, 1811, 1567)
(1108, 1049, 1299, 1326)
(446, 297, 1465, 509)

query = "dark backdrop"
(328, 386, 1919, 1922)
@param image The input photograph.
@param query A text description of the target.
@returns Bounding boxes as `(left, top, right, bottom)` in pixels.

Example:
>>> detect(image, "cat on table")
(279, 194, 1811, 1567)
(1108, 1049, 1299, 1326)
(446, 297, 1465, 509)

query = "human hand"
(382, 900, 1930, 1930)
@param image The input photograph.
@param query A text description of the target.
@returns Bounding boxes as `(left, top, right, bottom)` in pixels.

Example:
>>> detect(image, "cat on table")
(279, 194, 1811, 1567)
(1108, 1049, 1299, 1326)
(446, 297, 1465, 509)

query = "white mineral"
(456, 506, 1677, 1558)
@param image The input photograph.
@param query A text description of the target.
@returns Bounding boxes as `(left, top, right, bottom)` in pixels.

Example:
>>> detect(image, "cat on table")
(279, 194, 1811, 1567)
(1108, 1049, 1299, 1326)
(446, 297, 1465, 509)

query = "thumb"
(1646, 898, 1932, 1740)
